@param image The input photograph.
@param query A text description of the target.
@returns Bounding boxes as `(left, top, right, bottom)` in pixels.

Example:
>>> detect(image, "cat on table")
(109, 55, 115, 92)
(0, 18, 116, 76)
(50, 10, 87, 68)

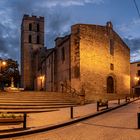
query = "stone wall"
(45, 50, 55, 91)
(21, 15, 44, 90)
(71, 23, 130, 100)
(55, 36, 71, 92)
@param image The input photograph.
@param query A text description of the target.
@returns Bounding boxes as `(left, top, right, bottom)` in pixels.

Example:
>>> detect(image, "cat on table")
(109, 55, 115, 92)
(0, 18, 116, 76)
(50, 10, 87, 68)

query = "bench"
(97, 99, 108, 111)
(125, 97, 130, 102)
(0, 113, 27, 129)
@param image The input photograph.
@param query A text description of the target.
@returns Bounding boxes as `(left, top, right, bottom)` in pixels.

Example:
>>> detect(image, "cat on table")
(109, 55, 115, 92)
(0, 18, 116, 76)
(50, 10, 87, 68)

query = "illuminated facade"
(21, 15, 130, 99)
(38, 22, 130, 99)
(130, 61, 140, 94)
(21, 15, 44, 90)
(70, 23, 130, 99)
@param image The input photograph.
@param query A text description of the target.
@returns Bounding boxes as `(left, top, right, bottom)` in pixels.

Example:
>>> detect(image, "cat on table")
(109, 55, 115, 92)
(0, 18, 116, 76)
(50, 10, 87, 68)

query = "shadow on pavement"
(81, 122, 137, 130)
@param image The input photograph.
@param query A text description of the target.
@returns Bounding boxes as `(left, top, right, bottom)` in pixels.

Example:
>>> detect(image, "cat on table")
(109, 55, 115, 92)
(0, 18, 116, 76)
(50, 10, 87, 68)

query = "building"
(130, 61, 140, 95)
(21, 15, 130, 100)
(70, 23, 130, 99)
(38, 22, 130, 100)
(21, 15, 44, 90)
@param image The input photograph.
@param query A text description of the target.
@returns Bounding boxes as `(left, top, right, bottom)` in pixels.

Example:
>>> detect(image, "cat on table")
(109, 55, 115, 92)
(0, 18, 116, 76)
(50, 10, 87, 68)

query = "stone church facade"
(21, 15, 130, 99)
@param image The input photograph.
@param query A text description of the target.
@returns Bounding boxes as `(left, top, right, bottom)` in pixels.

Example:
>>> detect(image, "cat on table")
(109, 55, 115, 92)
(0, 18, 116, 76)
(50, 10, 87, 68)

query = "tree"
(0, 59, 20, 89)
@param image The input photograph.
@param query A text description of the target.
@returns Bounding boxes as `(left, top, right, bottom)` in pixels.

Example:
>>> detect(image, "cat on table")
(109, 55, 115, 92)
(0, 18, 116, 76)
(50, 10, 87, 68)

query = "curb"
(0, 98, 139, 139)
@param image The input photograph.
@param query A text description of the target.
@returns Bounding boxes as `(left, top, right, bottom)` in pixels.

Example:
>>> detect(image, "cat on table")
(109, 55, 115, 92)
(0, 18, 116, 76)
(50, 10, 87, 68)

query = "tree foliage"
(0, 59, 19, 87)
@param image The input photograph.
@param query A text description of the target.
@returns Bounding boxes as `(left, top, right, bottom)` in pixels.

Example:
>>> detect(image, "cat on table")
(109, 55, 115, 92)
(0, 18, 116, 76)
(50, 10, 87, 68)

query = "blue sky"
(0, 0, 140, 63)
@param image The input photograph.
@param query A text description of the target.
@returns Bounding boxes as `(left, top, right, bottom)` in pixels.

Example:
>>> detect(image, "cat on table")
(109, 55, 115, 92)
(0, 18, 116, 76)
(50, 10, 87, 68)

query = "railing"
(62, 83, 86, 105)
(61, 83, 80, 97)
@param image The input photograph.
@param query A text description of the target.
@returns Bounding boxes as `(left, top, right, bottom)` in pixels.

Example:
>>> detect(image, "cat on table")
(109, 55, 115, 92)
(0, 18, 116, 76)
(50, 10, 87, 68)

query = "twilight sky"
(0, 0, 140, 63)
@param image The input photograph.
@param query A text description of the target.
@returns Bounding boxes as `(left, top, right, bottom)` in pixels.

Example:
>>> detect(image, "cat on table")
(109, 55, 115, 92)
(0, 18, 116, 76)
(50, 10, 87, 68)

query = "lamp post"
(0, 60, 7, 90)
(0, 60, 6, 72)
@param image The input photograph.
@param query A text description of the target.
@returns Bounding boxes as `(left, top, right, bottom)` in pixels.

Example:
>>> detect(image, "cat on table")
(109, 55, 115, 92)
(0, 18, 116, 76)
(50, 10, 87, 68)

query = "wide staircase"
(0, 91, 79, 113)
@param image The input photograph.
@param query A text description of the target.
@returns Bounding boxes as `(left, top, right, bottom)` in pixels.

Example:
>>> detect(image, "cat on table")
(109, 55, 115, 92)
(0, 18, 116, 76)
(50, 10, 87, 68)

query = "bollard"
(23, 113, 27, 129)
(70, 106, 73, 119)
(97, 101, 99, 111)
(133, 96, 134, 99)
(118, 99, 120, 105)
(106, 102, 108, 109)
(138, 113, 140, 129)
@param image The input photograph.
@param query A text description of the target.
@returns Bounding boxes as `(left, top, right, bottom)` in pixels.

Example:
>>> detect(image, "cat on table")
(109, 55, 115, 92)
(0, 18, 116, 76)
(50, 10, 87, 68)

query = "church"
(21, 15, 130, 100)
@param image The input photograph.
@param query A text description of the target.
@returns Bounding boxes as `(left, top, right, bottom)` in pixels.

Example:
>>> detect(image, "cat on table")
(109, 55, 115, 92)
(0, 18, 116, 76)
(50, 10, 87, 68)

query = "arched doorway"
(107, 76, 114, 93)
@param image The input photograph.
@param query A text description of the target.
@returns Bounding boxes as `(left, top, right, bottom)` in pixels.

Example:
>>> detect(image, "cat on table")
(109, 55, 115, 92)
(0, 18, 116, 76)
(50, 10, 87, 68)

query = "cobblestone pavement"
(3, 100, 140, 140)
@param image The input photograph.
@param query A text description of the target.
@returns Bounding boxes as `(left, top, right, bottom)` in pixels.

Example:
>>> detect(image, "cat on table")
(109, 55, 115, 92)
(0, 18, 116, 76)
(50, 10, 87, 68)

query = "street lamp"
(0, 60, 7, 72)
(0, 60, 7, 90)
(2, 61, 6, 66)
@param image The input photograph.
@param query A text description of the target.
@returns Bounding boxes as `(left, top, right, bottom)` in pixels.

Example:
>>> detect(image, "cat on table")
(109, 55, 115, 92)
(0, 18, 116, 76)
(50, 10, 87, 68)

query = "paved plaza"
(0, 97, 139, 139)
(5, 100, 140, 140)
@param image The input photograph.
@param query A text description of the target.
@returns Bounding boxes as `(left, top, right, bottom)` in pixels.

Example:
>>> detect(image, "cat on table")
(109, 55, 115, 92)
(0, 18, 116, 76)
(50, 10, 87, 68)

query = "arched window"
(29, 35, 32, 43)
(107, 76, 114, 93)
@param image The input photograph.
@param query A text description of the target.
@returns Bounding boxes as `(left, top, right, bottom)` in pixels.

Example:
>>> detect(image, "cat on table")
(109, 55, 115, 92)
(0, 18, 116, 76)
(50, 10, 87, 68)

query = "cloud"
(0, 0, 139, 64)
(117, 19, 140, 38)
(45, 10, 71, 47)
(117, 19, 140, 61)
(38, 0, 104, 8)
(124, 38, 140, 62)
(0, 0, 73, 62)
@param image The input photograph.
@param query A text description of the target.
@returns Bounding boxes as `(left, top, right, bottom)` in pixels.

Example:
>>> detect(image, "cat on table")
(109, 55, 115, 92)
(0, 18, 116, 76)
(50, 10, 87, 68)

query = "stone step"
(0, 96, 76, 100)
(0, 99, 75, 102)
(0, 104, 75, 109)
(0, 102, 76, 106)
(0, 92, 72, 96)
(0, 92, 77, 103)
(0, 109, 59, 113)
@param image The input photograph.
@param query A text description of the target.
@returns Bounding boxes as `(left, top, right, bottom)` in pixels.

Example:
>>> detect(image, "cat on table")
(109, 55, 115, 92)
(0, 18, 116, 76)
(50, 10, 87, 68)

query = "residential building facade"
(130, 61, 140, 94)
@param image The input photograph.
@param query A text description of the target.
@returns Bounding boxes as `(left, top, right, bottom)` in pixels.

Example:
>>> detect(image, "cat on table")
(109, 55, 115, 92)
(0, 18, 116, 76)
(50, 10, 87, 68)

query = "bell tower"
(21, 14, 44, 90)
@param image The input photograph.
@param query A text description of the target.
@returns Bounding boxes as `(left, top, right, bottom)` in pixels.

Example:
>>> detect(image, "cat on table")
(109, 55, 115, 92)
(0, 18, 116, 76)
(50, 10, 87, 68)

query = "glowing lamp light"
(39, 75, 45, 81)
(134, 77, 139, 81)
(2, 61, 6, 66)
